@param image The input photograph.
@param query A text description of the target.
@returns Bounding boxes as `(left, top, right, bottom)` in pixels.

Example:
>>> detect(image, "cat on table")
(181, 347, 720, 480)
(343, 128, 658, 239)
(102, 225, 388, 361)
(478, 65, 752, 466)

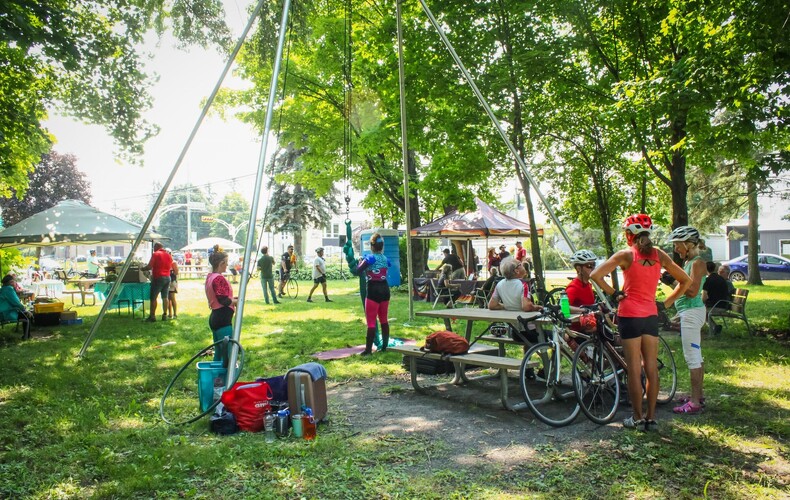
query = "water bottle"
(212, 375, 224, 404)
(264, 411, 276, 443)
(560, 292, 571, 318)
(275, 409, 290, 437)
(302, 406, 316, 440)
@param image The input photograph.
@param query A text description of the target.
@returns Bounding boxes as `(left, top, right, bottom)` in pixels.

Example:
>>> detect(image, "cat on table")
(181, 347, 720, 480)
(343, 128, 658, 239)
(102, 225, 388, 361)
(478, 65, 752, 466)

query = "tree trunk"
(670, 117, 689, 228)
(293, 184, 304, 265)
(746, 177, 763, 285)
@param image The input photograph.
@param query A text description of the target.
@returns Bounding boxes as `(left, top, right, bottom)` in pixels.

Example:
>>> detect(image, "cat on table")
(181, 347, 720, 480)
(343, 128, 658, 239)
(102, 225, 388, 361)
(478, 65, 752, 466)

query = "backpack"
(421, 330, 469, 355)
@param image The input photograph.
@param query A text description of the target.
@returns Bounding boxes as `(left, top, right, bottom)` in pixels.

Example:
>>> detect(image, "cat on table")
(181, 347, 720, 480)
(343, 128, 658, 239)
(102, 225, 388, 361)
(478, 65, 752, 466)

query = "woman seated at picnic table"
(487, 257, 543, 343)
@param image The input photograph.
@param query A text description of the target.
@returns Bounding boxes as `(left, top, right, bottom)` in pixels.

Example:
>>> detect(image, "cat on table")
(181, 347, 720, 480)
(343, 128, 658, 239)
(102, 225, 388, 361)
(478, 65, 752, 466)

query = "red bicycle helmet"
(579, 313, 598, 332)
(623, 214, 654, 245)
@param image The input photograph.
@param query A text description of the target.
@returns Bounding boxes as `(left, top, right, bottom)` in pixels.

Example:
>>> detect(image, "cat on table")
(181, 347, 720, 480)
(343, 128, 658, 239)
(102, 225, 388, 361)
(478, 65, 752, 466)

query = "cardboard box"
(34, 302, 64, 314)
(60, 310, 78, 320)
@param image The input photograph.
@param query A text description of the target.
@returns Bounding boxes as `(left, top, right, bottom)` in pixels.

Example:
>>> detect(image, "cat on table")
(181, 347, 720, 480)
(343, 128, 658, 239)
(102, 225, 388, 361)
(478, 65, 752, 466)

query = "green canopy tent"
(0, 199, 163, 274)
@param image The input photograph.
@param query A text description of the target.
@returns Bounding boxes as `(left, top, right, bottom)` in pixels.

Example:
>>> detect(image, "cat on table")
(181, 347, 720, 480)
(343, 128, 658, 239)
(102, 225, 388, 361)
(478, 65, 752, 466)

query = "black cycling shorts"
(618, 315, 659, 340)
(366, 280, 390, 303)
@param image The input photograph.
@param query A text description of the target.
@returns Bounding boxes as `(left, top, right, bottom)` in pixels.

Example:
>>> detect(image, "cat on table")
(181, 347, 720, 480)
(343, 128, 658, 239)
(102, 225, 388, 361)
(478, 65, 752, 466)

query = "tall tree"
(156, 185, 211, 250)
(0, 0, 232, 196)
(212, 192, 253, 244)
(0, 150, 91, 226)
(264, 143, 340, 258)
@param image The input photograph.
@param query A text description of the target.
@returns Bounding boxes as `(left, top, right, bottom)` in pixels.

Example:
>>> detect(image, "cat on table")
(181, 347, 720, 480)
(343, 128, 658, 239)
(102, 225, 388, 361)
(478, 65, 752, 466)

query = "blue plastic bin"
(197, 361, 227, 412)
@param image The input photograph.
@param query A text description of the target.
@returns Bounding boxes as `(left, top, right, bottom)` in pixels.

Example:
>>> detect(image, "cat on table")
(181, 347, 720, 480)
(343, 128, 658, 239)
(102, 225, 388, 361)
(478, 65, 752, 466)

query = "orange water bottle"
(303, 407, 316, 440)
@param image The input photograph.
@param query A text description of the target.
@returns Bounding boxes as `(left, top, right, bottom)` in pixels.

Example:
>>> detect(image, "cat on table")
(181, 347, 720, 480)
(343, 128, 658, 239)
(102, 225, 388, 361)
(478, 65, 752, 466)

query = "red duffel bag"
(220, 381, 273, 432)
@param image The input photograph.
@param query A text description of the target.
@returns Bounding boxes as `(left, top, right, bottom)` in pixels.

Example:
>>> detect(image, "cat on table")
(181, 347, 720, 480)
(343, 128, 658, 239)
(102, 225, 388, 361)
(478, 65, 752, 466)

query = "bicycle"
(517, 304, 589, 427)
(526, 278, 565, 307)
(571, 302, 678, 425)
(275, 270, 299, 299)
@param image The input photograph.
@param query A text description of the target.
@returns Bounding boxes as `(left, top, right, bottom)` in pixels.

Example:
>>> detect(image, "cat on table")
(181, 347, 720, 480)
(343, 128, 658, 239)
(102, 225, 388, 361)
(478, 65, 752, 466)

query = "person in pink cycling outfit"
(591, 214, 690, 431)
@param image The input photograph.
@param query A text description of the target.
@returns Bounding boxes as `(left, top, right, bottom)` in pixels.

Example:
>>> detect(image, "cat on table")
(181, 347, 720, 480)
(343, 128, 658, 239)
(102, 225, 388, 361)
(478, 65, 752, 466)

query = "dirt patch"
(326, 372, 685, 468)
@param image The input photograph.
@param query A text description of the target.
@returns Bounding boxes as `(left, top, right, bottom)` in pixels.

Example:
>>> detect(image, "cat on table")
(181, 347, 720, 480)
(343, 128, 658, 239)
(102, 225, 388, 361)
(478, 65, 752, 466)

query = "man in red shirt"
(142, 242, 173, 322)
(566, 249, 598, 311)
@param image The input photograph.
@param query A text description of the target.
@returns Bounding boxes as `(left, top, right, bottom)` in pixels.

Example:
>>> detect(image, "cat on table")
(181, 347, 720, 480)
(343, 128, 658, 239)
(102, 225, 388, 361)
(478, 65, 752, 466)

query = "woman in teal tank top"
(668, 226, 708, 415)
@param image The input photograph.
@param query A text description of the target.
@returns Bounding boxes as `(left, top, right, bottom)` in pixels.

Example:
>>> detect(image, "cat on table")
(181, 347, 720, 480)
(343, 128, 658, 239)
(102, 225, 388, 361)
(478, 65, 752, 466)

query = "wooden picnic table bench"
(390, 344, 535, 411)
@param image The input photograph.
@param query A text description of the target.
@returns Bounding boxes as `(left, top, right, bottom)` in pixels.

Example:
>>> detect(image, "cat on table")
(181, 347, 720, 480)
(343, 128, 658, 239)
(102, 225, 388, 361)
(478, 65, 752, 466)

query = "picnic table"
(415, 308, 542, 341)
(398, 308, 576, 411)
(178, 264, 209, 279)
(94, 282, 150, 317)
(63, 278, 102, 306)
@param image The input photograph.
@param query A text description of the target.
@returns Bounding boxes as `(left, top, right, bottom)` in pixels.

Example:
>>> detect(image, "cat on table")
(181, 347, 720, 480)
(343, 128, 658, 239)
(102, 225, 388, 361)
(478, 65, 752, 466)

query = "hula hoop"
(159, 338, 245, 426)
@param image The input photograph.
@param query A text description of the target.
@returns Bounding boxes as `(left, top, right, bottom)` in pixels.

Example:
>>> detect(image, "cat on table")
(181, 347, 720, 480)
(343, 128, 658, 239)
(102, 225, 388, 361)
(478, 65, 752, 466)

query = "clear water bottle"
(264, 411, 276, 443)
(560, 292, 571, 318)
(212, 376, 224, 404)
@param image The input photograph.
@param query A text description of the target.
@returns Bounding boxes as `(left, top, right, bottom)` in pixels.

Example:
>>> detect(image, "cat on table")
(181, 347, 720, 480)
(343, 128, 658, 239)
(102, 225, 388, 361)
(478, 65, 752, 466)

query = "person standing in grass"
(307, 247, 332, 303)
(257, 246, 279, 305)
(356, 233, 390, 355)
(591, 214, 690, 431)
(142, 242, 173, 322)
(166, 248, 179, 319)
(205, 251, 238, 358)
(668, 226, 708, 415)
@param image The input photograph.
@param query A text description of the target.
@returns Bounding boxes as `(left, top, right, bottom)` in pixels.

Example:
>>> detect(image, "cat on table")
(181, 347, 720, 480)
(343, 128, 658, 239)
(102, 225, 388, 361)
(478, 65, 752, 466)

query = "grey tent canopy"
(0, 199, 163, 248)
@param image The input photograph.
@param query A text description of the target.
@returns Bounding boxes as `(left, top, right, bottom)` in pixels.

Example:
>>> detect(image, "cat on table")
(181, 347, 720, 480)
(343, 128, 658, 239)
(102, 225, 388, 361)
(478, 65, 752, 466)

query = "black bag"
(209, 407, 238, 435)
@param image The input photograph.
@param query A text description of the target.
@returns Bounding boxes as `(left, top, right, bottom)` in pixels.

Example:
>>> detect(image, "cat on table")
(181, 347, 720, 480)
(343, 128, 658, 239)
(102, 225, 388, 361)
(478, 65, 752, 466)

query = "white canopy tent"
(181, 237, 243, 251)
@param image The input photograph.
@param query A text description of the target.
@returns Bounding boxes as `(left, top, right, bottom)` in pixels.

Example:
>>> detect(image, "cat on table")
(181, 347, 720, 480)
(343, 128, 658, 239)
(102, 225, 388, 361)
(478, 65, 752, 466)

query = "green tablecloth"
(94, 282, 150, 310)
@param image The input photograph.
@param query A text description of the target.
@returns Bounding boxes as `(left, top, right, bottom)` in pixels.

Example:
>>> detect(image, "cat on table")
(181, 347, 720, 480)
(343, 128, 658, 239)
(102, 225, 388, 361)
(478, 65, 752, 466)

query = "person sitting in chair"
(0, 275, 32, 339)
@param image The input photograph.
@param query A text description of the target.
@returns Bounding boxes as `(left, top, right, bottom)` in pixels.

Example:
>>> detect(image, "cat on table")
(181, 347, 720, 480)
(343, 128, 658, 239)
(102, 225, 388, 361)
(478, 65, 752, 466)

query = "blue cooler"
(359, 228, 401, 287)
(197, 361, 227, 412)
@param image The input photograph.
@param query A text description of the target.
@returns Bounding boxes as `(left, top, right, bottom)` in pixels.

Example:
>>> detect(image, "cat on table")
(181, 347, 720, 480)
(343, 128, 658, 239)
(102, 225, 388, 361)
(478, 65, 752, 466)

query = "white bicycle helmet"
(570, 249, 598, 266)
(667, 226, 700, 243)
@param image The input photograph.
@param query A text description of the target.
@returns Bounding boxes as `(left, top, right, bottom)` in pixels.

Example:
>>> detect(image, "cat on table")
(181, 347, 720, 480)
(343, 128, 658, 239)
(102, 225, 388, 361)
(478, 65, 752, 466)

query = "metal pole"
(396, 0, 415, 321)
(415, 0, 608, 302)
(78, 0, 267, 357)
(227, 0, 292, 386)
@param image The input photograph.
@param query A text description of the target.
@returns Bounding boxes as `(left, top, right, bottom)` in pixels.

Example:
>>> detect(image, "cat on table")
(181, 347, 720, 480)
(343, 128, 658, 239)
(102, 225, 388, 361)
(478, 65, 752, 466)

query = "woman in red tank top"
(591, 214, 690, 431)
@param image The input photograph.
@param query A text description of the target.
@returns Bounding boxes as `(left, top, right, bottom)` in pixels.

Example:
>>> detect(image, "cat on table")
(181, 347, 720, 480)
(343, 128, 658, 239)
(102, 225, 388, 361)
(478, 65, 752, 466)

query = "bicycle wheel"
(520, 342, 580, 427)
(287, 278, 298, 299)
(543, 287, 565, 306)
(656, 335, 677, 403)
(572, 339, 620, 424)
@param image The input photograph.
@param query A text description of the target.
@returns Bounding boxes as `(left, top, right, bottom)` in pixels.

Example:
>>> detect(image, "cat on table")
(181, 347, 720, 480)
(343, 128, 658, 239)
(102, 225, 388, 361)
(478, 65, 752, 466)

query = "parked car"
(76, 255, 86, 262)
(722, 253, 790, 281)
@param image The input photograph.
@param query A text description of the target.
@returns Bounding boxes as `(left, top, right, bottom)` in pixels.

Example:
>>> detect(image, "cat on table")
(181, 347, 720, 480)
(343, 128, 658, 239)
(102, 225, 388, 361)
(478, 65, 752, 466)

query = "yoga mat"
(312, 338, 416, 360)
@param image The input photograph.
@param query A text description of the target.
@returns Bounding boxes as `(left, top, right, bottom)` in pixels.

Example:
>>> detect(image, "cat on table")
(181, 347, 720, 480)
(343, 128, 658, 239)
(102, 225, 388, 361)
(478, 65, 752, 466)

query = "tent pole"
(396, 0, 415, 322)
(414, 0, 607, 301)
(78, 0, 267, 357)
(227, 0, 292, 385)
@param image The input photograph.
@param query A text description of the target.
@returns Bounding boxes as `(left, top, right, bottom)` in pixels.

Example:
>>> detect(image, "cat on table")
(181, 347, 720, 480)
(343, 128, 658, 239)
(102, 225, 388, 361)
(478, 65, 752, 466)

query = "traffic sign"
(200, 216, 215, 223)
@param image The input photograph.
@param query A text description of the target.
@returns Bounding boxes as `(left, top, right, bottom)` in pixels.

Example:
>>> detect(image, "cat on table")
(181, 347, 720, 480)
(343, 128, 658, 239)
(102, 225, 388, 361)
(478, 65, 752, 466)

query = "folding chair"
(430, 279, 455, 309)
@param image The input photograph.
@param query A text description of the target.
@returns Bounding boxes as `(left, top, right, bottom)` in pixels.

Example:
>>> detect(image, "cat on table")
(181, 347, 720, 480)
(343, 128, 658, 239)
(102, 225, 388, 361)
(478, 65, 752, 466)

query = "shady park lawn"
(0, 277, 787, 499)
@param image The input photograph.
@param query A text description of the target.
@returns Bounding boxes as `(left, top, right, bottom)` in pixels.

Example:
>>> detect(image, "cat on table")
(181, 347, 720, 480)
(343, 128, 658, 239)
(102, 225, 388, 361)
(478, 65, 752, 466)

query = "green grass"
(0, 278, 787, 498)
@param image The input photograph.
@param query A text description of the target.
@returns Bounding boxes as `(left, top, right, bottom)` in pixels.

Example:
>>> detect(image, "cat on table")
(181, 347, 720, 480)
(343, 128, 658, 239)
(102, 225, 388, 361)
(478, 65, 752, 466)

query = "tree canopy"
(0, 0, 232, 197)
(0, 150, 91, 226)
